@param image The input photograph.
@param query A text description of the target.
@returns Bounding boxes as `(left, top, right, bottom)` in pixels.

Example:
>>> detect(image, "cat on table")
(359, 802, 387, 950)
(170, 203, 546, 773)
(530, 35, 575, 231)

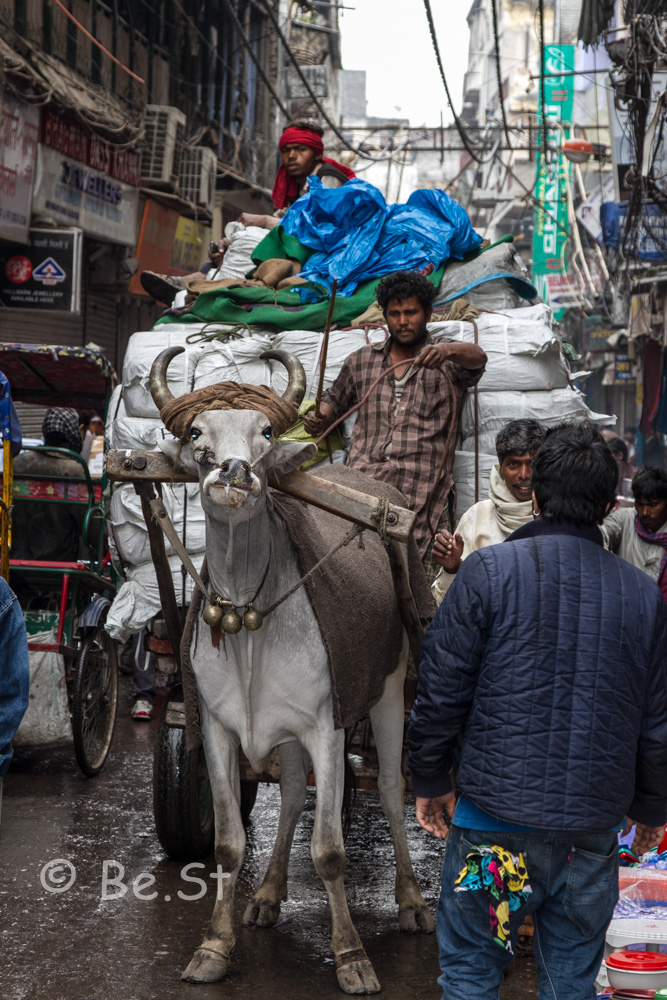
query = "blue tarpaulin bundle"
(280, 177, 484, 295)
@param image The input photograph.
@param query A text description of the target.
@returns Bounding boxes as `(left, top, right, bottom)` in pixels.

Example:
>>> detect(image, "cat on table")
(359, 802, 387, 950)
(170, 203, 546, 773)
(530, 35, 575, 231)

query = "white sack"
(14, 630, 72, 747)
(452, 451, 498, 519)
(122, 326, 206, 418)
(110, 483, 206, 566)
(428, 306, 569, 393)
(270, 328, 387, 399)
(214, 226, 267, 280)
(105, 386, 176, 452)
(460, 387, 615, 452)
(464, 280, 522, 310)
(105, 552, 204, 642)
(193, 333, 274, 390)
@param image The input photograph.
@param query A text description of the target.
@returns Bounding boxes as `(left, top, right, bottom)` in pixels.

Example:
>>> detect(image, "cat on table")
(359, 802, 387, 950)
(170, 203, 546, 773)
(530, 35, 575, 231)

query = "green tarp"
(156, 227, 444, 332)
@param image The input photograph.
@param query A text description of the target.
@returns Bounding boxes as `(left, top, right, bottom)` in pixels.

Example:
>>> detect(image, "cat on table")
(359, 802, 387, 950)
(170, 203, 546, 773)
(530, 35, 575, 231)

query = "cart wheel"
(71, 624, 119, 777)
(153, 702, 259, 860)
(240, 779, 258, 825)
(154, 700, 214, 860)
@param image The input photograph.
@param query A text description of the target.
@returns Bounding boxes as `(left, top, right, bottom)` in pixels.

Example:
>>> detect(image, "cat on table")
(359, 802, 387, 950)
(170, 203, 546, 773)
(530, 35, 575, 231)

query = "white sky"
(338, 0, 471, 127)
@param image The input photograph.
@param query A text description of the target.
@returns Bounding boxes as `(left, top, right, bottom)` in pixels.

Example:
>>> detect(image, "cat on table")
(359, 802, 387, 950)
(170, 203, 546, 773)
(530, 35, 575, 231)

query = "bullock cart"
(106, 447, 423, 860)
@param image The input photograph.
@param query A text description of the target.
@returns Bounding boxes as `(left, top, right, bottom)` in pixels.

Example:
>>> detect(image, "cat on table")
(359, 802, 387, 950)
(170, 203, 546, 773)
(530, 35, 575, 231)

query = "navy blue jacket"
(408, 520, 667, 830)
(0, 578, 29, 776)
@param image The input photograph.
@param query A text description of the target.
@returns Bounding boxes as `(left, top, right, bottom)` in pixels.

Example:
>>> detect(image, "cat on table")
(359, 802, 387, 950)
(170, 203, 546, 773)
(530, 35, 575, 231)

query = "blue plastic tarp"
(280, 177, 483, 296)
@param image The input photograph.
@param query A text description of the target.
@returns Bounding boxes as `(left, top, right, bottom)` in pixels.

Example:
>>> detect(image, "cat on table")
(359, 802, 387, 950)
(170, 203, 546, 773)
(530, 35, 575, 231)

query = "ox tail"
(342, 731, 357, 841)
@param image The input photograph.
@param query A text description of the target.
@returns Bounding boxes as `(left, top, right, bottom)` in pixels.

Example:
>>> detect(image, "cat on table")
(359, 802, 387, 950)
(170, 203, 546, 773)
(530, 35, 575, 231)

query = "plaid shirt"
(322, 337, 484, 556)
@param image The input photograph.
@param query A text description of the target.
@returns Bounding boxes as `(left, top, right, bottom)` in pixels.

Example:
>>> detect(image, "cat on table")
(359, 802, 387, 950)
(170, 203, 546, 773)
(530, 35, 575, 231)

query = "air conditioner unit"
(178, 146, 217, 213)
(141, 105, 187, 187)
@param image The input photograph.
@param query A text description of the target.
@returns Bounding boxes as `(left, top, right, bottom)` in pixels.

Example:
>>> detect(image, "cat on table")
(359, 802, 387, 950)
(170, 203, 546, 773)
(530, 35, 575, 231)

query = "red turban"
(271, 127, 356, 210)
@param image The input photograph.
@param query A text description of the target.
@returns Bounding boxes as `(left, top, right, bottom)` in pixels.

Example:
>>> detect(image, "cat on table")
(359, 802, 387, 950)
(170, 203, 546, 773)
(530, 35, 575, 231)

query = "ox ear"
(269, 440, 317, 477)
(158, 438, 198, 476)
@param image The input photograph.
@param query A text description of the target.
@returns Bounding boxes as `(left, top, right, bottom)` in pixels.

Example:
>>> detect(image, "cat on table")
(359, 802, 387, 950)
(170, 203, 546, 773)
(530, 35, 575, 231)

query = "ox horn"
(149, 346, 185, 412)
(260, 350, 306, 408)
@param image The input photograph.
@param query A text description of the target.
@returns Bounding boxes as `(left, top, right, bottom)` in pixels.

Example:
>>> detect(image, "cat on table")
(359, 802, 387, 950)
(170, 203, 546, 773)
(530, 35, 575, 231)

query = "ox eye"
(191, 427, 202, 441)
(263, 427, 272, 440)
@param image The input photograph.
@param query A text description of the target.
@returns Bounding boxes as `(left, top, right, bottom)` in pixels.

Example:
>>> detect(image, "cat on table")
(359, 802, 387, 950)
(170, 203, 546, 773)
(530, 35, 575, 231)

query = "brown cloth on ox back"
(180, 464, 435, 753)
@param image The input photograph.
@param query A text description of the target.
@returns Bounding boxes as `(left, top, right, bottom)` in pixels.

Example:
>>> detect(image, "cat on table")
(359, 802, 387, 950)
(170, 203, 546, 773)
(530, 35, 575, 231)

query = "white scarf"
(489, 465, 533, 536)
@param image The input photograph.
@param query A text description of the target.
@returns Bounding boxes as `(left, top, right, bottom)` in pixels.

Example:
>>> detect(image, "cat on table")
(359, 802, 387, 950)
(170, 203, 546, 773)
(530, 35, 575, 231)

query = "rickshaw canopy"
(0, 344, 116, 411)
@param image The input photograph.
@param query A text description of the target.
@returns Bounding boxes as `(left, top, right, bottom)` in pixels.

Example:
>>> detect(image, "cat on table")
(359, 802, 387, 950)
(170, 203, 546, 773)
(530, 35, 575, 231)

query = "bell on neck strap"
(221, 609, 243, 634)
(203, 604, 223, 628)
(243, 604, 263, 631)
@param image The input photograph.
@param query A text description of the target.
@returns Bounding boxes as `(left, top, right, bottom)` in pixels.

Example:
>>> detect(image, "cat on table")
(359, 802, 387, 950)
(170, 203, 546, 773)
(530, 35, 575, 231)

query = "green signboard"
(532, 44, 575, 321)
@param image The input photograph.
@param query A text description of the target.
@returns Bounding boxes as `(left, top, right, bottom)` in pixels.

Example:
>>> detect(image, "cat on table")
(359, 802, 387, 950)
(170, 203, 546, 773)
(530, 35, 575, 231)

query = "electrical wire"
(421, 0, 494, 164)
(537, 0, 548, 158)
(218, 0, 290, 119)
(260, 0, 411, 163)
(491, 0, 512, 149)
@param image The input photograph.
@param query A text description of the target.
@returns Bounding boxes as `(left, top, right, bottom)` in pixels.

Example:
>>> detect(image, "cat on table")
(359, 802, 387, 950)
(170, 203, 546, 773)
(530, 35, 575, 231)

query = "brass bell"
(221, 609, 243, 634)
(243, 605, 264, 631)
(203, 604, 223, 627)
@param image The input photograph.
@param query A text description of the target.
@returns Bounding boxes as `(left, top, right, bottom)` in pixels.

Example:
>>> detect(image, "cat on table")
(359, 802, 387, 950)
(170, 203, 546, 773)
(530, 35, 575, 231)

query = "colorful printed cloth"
(454, 845, 531, 952)
(634, 514, 667, 604)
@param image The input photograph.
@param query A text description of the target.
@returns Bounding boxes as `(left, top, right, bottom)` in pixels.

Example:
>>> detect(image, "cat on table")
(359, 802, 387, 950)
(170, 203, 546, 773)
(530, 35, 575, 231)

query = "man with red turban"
(238, 119, 355, 229)
(140, 121, 354, 303)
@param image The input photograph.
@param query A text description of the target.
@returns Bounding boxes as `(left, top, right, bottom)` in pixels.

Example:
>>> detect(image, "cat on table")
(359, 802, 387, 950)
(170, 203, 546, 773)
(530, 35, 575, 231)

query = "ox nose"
(217, 458, 253, 488)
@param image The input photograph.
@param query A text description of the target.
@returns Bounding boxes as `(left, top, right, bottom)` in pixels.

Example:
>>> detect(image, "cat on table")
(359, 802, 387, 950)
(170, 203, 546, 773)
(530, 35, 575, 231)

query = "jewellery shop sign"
(32, 144, 139, 247)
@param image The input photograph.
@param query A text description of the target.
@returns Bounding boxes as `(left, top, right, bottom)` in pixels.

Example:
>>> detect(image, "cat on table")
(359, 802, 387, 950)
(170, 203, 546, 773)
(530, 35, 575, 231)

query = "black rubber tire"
(153, 700, 215, 860)
(71, 623, 119, 777)
(240, 779, 258, 826)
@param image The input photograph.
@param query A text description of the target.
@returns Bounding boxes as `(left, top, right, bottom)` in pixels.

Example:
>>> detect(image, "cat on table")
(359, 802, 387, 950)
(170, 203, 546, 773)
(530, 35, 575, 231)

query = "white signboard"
(32, 144, 139, 247)
(576, 174, 616, 242)
(0, 90, 40, 243)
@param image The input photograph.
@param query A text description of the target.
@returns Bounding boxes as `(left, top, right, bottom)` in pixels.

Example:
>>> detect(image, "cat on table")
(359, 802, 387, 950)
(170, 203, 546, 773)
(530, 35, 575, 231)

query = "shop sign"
(170, 216, 209, 273)
(0, 90, 40, 244)
(32, 145, 139, 247)
(583, 315, 612, 352)
(531, 44, 575, 322)
(42, 107, 141, 187)
(614, 352, 635, 383)
(129, 200, 181, 296)
(0, 228, 82, 311)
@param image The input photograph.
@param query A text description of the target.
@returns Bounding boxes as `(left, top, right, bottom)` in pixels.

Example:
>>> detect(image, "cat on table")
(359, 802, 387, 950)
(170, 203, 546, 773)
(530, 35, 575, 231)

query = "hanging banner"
(531, 44, 575, 322)
(0, 228, 82, 311)
(0, 90, 40, 244)
(32, 144, 139, 246)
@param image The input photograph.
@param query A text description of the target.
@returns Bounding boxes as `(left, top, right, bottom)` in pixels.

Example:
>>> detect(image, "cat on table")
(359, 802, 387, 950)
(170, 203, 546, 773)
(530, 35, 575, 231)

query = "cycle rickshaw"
(0, 344, 119, 776)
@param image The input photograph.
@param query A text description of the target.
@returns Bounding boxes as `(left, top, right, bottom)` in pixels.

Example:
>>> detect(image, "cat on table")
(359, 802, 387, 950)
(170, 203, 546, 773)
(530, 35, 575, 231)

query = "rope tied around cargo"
(161, 383, 300, 441)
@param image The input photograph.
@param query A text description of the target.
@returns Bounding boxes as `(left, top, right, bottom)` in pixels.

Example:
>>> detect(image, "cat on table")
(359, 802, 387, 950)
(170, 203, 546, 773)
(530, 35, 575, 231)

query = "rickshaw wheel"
(72, 624, 119, 777)
(153, 697, 258, 861)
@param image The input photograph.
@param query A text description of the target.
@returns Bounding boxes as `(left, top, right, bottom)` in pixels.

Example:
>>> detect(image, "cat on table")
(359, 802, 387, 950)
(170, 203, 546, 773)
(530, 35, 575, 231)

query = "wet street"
(1, 677, 537, 1000)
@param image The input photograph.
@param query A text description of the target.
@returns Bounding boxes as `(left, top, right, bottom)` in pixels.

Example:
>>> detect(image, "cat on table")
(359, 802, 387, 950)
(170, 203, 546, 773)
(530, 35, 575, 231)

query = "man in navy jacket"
(408, 424, 667, 1000)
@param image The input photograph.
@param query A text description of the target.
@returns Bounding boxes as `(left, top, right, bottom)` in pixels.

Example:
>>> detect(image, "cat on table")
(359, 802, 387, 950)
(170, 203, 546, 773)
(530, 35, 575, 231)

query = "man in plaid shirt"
(304, 271, 486, 577)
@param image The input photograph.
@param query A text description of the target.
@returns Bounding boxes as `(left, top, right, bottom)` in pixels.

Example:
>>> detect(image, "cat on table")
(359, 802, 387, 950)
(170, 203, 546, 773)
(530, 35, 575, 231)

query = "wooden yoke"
(106, 449, 416, 544)
(106, 449, 425, 666)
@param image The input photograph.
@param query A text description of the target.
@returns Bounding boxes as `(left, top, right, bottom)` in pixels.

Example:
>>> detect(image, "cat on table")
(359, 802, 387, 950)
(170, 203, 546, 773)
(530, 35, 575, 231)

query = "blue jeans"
(437, 825, 619, 1000)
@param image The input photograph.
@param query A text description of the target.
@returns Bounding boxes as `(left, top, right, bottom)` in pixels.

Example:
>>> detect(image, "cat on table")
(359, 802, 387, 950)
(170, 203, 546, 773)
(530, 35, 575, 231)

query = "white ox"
(151, 347, 434, 995)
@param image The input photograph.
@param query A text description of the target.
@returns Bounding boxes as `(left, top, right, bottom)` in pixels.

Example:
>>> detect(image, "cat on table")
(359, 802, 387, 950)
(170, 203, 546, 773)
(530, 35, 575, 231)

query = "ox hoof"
(242, 898, 281, 928)
(335, 949, 380, 995)
(181, 948, 229, 983)
(398, 902, 436, 934)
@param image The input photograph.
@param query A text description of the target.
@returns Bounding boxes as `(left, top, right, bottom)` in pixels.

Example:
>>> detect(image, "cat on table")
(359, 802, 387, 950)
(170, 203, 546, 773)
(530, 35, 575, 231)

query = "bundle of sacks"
(428, 303, 614, 516)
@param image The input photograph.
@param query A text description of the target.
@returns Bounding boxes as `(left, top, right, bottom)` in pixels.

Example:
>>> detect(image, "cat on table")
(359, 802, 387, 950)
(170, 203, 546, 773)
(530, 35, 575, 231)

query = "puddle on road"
(1, 679, 538, 999)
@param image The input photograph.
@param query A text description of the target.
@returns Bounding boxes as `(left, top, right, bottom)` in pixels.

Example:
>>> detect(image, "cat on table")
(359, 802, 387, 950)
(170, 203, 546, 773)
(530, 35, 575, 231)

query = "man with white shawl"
(432, 419, 546, 604)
